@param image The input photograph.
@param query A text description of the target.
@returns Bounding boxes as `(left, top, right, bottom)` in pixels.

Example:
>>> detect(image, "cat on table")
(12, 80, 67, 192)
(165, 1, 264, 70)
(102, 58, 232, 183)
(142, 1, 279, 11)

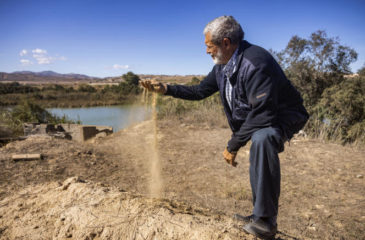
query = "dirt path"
(0, 120, 364, 239)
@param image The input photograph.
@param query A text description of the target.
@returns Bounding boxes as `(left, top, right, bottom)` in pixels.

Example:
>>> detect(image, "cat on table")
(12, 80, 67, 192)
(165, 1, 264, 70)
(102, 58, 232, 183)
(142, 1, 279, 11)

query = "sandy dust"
(141, 89, 163, 197)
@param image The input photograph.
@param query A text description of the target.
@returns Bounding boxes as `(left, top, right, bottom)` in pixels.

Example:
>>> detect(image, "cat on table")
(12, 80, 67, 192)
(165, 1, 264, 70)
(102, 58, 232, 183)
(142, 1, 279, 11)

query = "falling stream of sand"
(141, 88, 163, 197)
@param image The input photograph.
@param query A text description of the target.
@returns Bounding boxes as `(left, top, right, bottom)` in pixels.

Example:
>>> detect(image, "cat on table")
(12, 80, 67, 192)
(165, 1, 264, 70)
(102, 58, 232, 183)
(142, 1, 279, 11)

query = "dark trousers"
(249, 127, 285, 220)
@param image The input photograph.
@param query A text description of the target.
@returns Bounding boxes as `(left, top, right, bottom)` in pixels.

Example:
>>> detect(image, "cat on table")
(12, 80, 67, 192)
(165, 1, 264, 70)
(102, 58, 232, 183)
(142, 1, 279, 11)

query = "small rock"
(308, 223, 317, 231)
(61, 176, 85, 190)
(323, 209, 332, 218)
(356, 174, 363, 179)
(334, 221, 343, 229)
(302, 212, 312, 220)
(315, 204, 324, 209)
(308, 226, 316, 231)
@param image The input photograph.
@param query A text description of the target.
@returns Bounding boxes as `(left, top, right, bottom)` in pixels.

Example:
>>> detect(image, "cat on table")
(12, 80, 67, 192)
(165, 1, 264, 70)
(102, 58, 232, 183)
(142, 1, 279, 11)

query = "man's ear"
(223, 38, 231, 48)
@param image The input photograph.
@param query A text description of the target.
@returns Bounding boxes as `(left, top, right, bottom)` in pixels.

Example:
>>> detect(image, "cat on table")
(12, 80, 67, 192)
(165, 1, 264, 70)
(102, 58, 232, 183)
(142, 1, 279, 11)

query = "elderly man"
(141, 16, 308, 239)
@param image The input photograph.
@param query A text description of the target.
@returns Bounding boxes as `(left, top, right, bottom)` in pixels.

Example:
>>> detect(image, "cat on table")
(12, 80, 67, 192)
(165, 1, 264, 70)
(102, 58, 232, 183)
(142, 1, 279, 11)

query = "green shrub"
(78, 84, 96, 92)
(0, 82, 39, 94)
(0, 101, 78, 136)
(273, 30, 364, 144)
(308, 76, 365, 144)
(122, 71, 140, 86)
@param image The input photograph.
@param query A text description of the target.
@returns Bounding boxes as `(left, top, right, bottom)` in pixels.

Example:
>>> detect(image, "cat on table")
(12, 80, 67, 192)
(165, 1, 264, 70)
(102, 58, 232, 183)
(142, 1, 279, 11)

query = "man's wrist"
(162, 83, 168, 94)
(164, 84, 172, 95)
(226, 146, 237, 154)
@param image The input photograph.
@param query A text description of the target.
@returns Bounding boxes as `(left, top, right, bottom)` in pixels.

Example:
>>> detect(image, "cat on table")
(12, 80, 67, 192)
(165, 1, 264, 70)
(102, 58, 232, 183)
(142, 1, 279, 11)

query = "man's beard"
(212, 48, 224, 64)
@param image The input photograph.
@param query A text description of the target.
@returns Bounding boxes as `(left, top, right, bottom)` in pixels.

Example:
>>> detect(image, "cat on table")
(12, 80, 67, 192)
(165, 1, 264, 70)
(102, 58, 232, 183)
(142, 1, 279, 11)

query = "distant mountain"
(11, 71, 95, 79)
(0, 71, 204, 84)
(0, 71, 99, 83)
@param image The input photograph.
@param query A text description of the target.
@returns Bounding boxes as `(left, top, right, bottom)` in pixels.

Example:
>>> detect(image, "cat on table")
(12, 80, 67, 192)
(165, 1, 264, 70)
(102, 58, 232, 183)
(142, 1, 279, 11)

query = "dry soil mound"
(0, 177, 254, 240)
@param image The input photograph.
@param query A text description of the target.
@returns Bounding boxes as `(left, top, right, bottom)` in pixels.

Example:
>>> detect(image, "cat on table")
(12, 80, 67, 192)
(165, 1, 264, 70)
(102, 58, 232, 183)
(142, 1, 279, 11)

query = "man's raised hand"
(140, 80, 167, 94)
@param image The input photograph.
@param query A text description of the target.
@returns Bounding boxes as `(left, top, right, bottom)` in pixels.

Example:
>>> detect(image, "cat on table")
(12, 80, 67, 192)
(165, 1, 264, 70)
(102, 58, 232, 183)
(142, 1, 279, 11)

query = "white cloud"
(20, 59, 33, 66)
(31, 48, 51, 64)
(19, 49, 27, 56)
(33, 54, 52, 64)
(32, 48, 47, 54)
(18, 48, 66, 65)
(113, 64, 130, 70)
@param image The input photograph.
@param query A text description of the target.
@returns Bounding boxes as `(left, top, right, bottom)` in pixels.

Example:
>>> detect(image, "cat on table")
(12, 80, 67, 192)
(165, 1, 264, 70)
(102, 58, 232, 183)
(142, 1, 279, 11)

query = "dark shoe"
(232, 214, 254, 224)
(243, 218, 277, 239)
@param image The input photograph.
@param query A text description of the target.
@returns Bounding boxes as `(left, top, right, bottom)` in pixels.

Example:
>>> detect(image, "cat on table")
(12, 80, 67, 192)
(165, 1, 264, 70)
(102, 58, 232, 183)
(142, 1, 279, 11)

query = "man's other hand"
(223, 148, 238, 167)
(140, 80, 167, 94)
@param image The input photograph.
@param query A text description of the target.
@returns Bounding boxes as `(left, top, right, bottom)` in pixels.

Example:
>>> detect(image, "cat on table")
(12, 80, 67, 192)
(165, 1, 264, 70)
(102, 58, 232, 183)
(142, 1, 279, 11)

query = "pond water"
(47, 105, 152, 132)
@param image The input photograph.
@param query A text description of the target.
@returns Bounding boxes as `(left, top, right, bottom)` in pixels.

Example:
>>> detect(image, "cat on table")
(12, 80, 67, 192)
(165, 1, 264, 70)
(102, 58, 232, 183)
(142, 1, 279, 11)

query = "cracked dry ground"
(0, 119, 364, 239)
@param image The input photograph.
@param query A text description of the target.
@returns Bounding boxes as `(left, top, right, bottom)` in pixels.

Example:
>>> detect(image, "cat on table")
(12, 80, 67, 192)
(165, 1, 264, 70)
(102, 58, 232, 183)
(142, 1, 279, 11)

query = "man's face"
(205, 32, 224, 64)
(204, 32, 233, 65)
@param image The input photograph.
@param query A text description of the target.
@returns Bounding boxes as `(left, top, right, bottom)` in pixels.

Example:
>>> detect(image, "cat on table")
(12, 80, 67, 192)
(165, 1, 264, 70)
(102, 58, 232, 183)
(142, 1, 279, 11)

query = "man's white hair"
(203, 16, 244, 45)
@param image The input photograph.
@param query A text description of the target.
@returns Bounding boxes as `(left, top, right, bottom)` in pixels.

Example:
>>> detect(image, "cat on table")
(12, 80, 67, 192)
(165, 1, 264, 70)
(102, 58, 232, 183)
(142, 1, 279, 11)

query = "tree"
(275, 30, 358, 107)
(122, 72, 140, 86)
(273, 30, 364, 144)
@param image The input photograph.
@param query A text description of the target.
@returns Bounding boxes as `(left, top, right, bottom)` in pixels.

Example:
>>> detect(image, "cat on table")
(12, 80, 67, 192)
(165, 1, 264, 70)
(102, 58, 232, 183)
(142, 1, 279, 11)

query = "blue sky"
(1, 0, 364, 77)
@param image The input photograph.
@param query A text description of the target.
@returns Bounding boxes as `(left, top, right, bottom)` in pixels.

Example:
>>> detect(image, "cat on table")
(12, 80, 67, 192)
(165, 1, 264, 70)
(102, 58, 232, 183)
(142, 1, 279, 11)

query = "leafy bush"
(0, 101, 77, 136)
(122, 71, 140, 86)
(310, 76, 365, 143)
(272, 30, 364, 144)
(78, 84, 96, 92)
(0, 82, 39, 94)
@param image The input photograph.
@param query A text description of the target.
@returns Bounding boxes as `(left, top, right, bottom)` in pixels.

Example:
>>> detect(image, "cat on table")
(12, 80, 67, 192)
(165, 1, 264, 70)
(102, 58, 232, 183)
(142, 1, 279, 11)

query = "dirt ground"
(0, 119, 364, 239)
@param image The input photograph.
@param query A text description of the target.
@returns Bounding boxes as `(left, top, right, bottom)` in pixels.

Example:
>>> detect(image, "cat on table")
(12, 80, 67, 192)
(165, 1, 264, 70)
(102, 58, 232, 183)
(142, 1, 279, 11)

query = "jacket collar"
(223, 40, 250, 84)
(223, 47, 239, 79)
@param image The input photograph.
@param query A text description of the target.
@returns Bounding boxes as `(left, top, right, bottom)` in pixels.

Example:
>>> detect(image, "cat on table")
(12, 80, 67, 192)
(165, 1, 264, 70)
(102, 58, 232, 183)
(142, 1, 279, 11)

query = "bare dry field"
(0, 119, 364, 239)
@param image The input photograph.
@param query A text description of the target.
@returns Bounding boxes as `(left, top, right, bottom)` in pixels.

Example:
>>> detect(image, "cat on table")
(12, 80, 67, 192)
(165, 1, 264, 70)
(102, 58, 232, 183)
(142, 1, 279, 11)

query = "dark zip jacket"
(165, 40, 309, 152)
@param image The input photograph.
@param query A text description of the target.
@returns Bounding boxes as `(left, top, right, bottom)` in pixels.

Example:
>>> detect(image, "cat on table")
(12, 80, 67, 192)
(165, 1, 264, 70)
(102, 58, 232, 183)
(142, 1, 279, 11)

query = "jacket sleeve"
(164, 66, 219, 100)
(227, 62, 278, 152)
